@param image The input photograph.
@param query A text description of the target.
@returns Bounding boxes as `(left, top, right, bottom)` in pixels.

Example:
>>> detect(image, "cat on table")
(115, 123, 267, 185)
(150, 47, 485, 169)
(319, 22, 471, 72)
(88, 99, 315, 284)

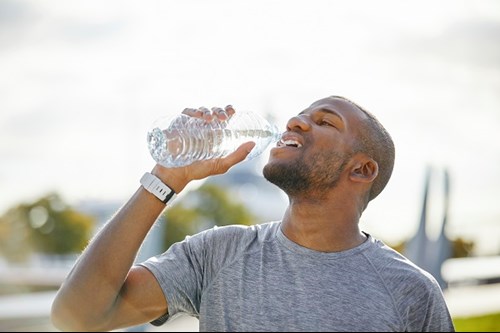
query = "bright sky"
(1, 0, 500, 254)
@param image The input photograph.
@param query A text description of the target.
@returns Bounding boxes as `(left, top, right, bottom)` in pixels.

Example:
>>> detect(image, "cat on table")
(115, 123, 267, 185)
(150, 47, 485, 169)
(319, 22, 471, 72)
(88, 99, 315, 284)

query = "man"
(51, 96, 455, 332)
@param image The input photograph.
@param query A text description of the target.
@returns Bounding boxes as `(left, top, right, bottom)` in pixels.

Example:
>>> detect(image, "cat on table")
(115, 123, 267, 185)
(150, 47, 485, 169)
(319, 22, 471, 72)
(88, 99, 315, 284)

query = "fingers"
(211, 107, 229, 121)
(182, 107, 199, 116)
(181, 105, 236, 121)
(224, 105, 236, 118)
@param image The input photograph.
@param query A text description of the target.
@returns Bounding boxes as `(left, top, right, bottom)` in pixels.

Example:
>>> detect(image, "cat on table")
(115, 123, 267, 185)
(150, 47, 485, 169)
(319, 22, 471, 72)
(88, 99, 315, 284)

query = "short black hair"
(330, 96, 395, 201)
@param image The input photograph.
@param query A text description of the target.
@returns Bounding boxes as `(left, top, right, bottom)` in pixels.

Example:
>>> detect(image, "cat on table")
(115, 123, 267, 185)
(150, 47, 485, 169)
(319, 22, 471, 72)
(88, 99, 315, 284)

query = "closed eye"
(319, 119, 337, 128)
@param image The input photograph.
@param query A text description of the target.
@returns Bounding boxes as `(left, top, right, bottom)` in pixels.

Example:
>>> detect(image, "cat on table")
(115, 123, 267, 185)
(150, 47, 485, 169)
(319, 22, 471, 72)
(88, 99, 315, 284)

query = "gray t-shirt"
(140, 221, 455, 332)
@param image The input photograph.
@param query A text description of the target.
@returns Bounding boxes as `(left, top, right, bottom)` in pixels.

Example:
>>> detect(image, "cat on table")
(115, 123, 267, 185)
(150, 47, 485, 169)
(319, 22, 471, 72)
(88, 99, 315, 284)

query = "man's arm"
(50, 141, 255, 332)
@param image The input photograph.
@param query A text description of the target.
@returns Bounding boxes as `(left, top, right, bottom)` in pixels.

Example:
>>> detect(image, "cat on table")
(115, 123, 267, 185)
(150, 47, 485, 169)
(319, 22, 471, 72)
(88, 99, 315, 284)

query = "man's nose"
(286, 114, 311, 132)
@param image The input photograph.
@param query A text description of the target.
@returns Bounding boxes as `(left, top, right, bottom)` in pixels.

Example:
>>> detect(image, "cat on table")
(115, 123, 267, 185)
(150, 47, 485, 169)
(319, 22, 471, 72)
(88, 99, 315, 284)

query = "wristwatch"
(140, 172, 177, 204)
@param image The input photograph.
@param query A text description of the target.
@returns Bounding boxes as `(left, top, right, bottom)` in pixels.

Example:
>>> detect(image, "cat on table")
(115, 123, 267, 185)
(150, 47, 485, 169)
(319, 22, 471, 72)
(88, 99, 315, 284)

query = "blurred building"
(404, 166, 452, 290)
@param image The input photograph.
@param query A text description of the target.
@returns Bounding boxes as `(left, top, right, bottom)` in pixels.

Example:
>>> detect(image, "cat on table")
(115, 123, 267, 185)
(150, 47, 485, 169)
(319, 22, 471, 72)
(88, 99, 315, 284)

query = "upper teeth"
(281, 139, 302, 148)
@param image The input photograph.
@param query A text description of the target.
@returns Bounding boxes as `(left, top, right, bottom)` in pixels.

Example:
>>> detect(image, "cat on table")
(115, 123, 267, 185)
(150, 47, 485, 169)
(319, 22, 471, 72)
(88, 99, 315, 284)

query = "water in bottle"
(147, 111, 281, 168)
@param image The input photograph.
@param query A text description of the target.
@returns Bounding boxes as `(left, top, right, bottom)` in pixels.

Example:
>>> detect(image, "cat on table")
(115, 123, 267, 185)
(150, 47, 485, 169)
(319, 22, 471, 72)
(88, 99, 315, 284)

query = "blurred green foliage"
(162, 183, 257, 250)
(0, 193, 95, 262)
(450, 237, 475, 258)
(453, 311, 500, 332)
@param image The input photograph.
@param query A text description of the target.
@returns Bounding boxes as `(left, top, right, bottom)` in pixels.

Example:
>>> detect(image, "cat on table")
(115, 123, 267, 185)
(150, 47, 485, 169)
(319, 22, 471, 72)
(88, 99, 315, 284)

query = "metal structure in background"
(404, 166, 452, 290)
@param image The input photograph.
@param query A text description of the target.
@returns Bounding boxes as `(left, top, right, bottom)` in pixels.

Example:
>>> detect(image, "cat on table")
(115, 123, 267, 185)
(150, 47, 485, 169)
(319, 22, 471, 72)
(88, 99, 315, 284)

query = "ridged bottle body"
(147, 111, 281, 168)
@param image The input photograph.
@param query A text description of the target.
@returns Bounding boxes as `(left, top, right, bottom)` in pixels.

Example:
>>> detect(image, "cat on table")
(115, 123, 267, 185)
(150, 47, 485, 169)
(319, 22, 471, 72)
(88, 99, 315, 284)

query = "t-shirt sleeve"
(407, 279, 455, 332)
(138, 230, 208, 325)
(137, 224, 257, 326)
(368, 242, 455, 332)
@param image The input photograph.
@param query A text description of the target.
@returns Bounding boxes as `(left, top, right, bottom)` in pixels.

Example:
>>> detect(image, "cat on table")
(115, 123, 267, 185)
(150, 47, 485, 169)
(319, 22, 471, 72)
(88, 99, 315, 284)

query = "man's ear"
(349, 156, 379, 184)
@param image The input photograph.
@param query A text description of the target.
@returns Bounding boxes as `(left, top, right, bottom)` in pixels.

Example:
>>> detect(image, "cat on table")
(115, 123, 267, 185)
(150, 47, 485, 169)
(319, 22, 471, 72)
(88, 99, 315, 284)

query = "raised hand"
(152, 104, 254, 193)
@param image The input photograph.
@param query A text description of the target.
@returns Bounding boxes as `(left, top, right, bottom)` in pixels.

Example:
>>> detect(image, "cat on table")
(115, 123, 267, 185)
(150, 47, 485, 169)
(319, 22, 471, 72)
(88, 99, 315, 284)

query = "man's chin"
(263, 163, 280, 184)
(262, 160, 283, 181)
(263, 162, 303, 194)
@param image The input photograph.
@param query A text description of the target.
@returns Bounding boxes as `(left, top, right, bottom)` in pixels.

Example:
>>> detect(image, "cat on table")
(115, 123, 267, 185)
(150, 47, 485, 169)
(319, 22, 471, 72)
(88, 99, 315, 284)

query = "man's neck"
(280, 196, 367, 252)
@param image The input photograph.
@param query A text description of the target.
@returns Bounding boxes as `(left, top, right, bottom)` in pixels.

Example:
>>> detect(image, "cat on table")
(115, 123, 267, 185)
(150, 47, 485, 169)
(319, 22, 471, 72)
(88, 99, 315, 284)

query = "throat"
(281, 211, 366, 252)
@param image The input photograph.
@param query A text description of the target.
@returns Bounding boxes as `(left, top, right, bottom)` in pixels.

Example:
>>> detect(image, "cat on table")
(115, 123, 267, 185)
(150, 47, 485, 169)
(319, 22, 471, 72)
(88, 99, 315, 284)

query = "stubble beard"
(263, 150, 349, 198)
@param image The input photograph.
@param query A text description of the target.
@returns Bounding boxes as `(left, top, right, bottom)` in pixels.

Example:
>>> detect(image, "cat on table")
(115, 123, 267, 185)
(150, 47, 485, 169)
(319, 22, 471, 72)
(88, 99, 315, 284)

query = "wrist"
(151, 164, 189, 194)
(140, 172, 177, 204)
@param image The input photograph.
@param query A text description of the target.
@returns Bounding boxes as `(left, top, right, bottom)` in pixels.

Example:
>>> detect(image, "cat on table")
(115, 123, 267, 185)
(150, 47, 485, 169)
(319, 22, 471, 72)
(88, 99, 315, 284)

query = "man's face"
(263, 96, 368, 196)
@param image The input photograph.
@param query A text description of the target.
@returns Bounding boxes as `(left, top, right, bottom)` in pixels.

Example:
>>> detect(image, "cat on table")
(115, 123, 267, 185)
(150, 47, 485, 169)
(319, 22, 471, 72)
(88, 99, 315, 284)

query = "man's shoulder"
(193, 221, 281, 271)
(366, 237, 442, 289)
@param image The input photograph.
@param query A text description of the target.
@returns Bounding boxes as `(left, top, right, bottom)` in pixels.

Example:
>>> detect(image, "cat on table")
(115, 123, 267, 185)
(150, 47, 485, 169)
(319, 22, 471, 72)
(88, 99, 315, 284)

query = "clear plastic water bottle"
(147, 111, 281, 168)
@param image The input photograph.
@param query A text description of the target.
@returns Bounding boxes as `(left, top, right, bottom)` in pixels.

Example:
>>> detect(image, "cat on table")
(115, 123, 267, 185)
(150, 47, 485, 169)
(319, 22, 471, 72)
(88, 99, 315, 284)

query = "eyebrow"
(299, 107, 344, 124)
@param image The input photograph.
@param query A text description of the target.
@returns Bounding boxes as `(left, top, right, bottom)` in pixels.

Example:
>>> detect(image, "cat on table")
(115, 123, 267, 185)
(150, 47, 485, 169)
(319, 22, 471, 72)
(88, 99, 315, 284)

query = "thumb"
(224, 141, 256, 166)
(188, 141, 257, 179)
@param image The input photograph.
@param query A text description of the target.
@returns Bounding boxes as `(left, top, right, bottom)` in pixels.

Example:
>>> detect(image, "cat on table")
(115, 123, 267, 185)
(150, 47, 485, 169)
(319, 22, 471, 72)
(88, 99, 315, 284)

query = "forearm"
(51, 137, 253, 330)
(51, 186, 167, 330)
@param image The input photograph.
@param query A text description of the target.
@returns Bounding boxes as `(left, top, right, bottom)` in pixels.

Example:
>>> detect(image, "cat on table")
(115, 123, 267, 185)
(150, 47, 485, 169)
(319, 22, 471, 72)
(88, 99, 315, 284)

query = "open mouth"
(277, 139, 303, 148)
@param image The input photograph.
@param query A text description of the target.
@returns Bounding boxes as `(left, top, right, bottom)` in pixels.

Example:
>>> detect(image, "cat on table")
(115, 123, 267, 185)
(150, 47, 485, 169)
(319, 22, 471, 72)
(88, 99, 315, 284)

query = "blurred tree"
(0, 209, 33, 262)
(162, 183, 257, 250)
(0, 193, 95, 262)
(451, 237, 474, 258)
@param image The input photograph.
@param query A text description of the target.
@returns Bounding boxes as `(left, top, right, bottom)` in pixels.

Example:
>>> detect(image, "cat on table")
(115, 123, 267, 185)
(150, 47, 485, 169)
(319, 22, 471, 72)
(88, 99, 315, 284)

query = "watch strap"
(140, 172, 177, 204)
